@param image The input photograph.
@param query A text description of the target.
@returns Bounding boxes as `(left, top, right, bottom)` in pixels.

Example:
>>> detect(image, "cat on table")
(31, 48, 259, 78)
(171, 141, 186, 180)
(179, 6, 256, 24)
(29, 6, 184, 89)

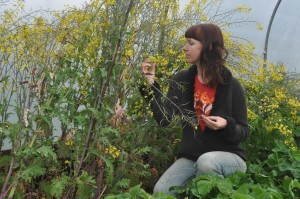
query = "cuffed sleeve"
(139, 76, 180, 127)
(223, 78, 249, 143)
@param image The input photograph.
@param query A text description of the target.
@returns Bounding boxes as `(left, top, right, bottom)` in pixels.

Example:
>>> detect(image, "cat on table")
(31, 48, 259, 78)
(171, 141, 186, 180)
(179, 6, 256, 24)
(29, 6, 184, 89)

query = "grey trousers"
(153, 151, 247, 195)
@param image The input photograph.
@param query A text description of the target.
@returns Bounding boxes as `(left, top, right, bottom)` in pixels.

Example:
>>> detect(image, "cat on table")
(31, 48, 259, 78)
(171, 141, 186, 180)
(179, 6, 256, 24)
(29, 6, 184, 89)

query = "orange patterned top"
(194, 76, 217, 132)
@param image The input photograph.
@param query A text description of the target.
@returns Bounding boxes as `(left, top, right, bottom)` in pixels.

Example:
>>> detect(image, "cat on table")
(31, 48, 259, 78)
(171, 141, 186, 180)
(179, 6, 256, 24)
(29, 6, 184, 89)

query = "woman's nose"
(182, 44, 188, 51)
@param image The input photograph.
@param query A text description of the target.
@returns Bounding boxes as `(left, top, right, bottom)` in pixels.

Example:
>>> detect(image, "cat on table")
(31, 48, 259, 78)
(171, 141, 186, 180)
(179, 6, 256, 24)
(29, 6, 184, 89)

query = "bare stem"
(0, 157, 14, 199)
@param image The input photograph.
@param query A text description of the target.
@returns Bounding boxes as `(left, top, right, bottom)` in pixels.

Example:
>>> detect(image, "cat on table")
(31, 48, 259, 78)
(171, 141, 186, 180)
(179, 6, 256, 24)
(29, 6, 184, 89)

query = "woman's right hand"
(141, 60, 155, 84)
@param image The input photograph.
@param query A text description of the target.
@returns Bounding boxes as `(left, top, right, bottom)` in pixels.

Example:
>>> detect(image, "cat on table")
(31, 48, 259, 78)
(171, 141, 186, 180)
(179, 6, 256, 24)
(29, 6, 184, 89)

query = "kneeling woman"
(140, 23, 249, 195)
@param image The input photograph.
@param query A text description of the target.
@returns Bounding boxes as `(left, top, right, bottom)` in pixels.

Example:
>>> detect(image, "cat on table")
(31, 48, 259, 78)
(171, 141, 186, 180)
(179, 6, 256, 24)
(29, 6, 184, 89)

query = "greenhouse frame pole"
(263, 0, 282, 66)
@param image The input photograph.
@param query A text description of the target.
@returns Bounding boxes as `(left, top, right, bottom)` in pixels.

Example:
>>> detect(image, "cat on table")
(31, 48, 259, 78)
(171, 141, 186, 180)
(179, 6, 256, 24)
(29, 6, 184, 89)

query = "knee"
(153, 180, 172, 195)
(195, 153, 221, 176)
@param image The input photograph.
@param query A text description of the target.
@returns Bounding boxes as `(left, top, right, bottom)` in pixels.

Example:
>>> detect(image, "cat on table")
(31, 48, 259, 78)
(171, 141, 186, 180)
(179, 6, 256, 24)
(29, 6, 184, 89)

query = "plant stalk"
(0, 157, 14, 199)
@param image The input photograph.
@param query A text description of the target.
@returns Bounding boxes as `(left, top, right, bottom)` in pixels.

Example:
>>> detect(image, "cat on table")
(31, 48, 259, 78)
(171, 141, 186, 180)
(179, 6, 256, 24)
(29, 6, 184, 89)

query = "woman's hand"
(201, 115, 227, 130)
(141, 60, 155, 84)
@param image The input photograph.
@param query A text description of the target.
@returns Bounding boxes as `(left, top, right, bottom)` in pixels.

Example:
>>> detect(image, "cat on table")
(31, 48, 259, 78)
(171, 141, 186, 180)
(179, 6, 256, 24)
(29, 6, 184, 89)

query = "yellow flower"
(105, 0, 116, 6)
(236, 5, 251, 13)
(256, 23, 263, 30)
(105, 146, 121, 159)
(201, 15, 208, 21)
(287, 98, 300, 107)
(247, 108, 257, 120)
(153, 1, 159, 8)
(125, 49, 133, 57)
(66, 140, 74, 146)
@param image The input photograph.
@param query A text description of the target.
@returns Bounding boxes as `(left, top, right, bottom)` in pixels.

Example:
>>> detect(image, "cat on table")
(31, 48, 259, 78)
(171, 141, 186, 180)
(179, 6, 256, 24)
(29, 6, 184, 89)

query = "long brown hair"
(185, 23, 228, 87)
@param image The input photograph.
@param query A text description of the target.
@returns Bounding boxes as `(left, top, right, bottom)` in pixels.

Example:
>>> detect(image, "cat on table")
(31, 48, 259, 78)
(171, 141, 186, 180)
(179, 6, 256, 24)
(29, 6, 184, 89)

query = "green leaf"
(104, 195, 117, 199)
(216, 193, 231, 199)
(196, 174, 222, 182)
(77, 175, 95, 199)
(0, 155, 12, 167)
(103, 156, 114, 170)
(169, 185, 186, 194)
(0, 76, 9, 83)
(19, 165, 46, 182)
(101, 126, 119, 136)
(196, 180, 214, 195)
(56, 142, 71, 158)
(17, 146, 36, 157)
(36, 145, 57, 162)
(77, 170, 96, 185)
(231, 192, 256, 199)
(217, 179, 233, 195)
(250, 186, 265, 197)
(100, 68, 108, 78)
(236, 184, 251, 194)
(291, 150, 300, 161)
(129, 184, 142, 197)
(281, 177, 297, 198)
(40, 180, 52, 197)
(33, 114, 52, 129)
(228, 171, 242, 186)
(50, 175, 70, 198)
(254, 173, 270, 184)
(273, 141, 289, 153)
(0, 126, 11, 136)
(266, 188, 284, 199)
(290, 167, 300, 179)
(153, 192, 177, 199)
(136, 170, 151, 177)
(134, 146, 152, 155)
(278, 161, 292, 172)
(228, 170, 253, 185)
(282, 177, 292, 193)
(248, 164, 263, 174)
(292, 179, 300, 189)
(104, 187, 151, 199)
(74, 114, 88, 126)
(270, 170, 278, 177)
(88, 107, 102, 119)
(190, 187, 201, 197)
(267, 153, 280, 167)
(116, 178, 130, 189)
(102, 156, 114, 185)
(117, 193, 132, 198)
(293, 127, 300, 137)
(0, 123, 20, 138)
(42, 96, 54, 111)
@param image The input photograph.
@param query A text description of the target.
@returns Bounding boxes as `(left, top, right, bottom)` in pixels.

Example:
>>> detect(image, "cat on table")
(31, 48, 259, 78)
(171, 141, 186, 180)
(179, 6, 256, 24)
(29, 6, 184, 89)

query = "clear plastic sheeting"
(266, 0, 300, 72)
(186, 0, 300, 72)
(225, 0, 299, 72)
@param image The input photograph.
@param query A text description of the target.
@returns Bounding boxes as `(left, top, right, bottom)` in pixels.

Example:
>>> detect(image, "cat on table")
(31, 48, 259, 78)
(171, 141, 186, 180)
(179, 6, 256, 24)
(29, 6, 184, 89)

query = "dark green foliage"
(106, 140, 300, 199)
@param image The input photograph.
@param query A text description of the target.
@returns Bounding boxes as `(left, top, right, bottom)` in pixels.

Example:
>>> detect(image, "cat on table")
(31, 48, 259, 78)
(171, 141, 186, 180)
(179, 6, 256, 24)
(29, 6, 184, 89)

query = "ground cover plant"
(0, 0, 299, 198)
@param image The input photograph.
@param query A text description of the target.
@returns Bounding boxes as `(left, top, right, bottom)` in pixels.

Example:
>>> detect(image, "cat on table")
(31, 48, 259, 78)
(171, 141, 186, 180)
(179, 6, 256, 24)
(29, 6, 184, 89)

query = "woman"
(139, 23, 249, 195)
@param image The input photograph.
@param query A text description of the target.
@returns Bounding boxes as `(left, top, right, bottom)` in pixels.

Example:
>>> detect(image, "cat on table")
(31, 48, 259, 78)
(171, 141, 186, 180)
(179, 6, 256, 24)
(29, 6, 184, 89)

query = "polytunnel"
(217, 0, 300, 72)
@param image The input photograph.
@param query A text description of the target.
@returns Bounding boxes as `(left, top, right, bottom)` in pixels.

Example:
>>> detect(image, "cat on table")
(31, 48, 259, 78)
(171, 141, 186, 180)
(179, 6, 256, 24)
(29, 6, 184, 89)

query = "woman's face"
(183, 38, 202, 65)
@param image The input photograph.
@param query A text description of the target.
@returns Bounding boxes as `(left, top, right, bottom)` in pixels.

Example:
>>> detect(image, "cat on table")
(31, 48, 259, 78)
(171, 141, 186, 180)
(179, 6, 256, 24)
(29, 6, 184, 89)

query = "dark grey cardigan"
(139, 65, 249, 161)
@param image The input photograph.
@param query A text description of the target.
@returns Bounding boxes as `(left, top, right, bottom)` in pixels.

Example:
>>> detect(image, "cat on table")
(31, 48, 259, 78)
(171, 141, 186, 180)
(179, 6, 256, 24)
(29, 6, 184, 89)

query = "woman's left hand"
(201, 115, 227, 130)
